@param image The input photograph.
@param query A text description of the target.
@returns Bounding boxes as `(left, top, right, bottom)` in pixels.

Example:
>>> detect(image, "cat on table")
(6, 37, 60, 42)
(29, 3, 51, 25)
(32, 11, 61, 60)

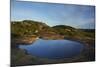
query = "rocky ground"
(11, 34, 95, 67)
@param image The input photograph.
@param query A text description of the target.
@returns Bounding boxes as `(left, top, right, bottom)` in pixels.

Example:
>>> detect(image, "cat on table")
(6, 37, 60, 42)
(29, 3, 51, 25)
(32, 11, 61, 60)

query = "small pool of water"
(19, 39, 85, 59)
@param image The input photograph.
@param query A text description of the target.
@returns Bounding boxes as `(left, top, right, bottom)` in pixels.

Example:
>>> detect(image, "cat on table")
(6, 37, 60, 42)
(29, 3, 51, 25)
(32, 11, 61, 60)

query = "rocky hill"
(11, 20, 95, 40)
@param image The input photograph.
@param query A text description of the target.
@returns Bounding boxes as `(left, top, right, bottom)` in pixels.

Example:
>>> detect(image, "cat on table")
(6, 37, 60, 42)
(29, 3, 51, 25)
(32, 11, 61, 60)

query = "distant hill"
(52, 25, 77, 36)
(52, 25, 75, 30)
(78, 29, 95, 32)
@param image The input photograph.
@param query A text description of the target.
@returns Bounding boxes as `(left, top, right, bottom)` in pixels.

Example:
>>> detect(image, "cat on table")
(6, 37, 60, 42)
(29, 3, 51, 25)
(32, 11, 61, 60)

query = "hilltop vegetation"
(11, 20, 57, 38)
(11, 20, 94, 39)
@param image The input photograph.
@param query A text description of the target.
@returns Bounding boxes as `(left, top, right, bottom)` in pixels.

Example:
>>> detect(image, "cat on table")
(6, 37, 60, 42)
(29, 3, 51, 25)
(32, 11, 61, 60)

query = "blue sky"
(11, 0, 95, 29)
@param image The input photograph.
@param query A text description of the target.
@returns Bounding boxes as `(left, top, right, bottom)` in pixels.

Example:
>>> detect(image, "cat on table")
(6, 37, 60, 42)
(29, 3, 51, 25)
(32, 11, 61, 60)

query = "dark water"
(19, 39, 85, 59)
